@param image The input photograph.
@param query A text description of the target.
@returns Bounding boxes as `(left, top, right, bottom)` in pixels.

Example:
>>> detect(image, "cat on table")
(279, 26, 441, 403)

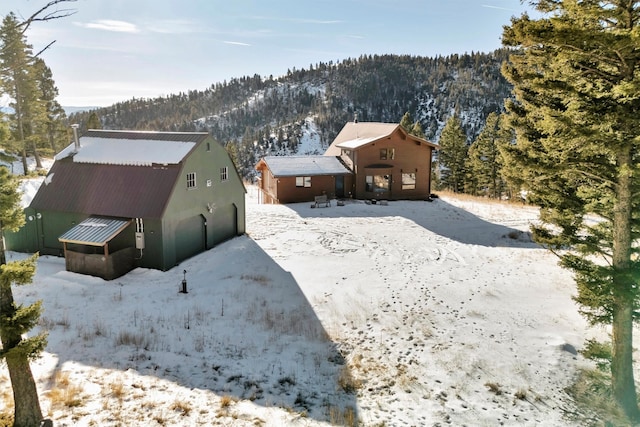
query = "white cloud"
(223, 40, 251, 46)
(76, 20, 140, 33)
(481, 4, 517, 12)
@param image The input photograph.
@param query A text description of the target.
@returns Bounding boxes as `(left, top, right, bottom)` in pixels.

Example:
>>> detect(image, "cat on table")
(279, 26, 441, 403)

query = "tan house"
(256, 121, 438, 204)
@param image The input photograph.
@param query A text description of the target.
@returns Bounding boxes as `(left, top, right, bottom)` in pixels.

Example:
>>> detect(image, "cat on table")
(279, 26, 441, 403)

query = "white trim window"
(220, 166, 229, 182)
(296, 176, 311, 187)
(187, 172, 196, 189)
(402, 172, 416, 190)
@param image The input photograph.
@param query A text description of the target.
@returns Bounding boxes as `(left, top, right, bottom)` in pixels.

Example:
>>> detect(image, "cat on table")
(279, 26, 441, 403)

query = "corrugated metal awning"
(59, 217, 132, 246)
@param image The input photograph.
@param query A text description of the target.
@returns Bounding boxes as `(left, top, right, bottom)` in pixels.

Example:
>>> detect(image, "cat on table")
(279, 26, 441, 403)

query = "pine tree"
(502, 0, 640, 420)
(399, 111, 413, 131)
(438, 114, 468, 193)
(399, 111, 427, 139)
(0, 13, 41, 174)
(410, 121, 425, 139)
(34, 57, 68, 154)
(84, 111, 102, 131)
(0, 112, 9, 143)
(466, 112, 506, 198)
(0, 166, 47, 427)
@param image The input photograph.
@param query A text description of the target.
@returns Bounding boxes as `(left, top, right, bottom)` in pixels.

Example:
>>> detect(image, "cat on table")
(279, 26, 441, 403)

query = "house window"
(187, 172, 196, 189)
(296, 176, 311, 187)
(220, 167, 228, 182)
(380, 148, 395, 160)
(365, 175, 390, 193)
(402, 172, 416, 190)
(206, 142, 211, 151)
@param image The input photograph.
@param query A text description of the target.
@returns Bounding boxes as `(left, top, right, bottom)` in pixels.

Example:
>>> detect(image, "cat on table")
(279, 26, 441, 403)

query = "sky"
(1, 0, 533, 108)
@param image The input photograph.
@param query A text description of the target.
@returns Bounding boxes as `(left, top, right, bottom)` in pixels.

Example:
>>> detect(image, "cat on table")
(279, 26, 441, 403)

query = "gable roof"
(31, 130, 210, 219)
(56, 130, 208, 166)
(30, 160, 181, 218)
(324, 121, 437, 155)
(256, 156, 352, 177)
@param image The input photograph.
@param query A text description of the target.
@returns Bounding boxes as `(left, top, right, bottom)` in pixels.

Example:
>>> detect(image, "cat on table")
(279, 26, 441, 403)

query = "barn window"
(187, 172, 196, 189)
(402, 172, 416, 190)
(380, 148, 395, 160)
(220, 166, 228, 181)
(296, 176, 311, 187)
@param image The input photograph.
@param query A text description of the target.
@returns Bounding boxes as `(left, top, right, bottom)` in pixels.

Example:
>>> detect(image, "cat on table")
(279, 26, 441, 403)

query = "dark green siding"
(6, 135, 245, 273)
(163, 137, 246, 267)
(175, 215, 205, 264)
(212, 203, 238, 244)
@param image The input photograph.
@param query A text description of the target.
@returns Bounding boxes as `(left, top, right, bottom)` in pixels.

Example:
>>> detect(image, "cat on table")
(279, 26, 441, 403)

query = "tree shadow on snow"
(28, 237, 357, 424)
(289, 197, 540, 248)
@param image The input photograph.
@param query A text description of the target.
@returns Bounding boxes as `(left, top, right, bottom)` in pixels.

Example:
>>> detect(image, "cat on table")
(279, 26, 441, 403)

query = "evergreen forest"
(68, 50, 513, 179)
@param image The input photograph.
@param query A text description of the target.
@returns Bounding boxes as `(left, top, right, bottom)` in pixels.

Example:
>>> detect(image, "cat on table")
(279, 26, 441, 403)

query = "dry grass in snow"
(0, 186, 637, 426)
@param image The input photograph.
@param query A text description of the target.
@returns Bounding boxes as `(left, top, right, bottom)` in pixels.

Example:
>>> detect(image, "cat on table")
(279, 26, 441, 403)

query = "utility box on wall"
(135, 232, 145, 249)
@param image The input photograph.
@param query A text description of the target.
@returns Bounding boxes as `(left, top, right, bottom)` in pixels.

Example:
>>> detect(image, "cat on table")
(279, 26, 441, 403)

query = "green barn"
(7, 130, 246, 279)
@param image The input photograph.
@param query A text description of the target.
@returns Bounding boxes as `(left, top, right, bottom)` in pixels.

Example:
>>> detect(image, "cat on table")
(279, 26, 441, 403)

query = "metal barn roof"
(59, 217, 132, 246)
(30, 160, 181, 218)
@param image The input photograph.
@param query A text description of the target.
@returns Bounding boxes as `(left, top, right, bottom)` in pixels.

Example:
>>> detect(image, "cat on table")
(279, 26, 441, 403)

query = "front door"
(335, 176, 345, 198)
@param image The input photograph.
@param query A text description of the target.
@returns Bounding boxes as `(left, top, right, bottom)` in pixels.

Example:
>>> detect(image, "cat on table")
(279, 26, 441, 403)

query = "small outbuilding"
(8, 130, 246, 279)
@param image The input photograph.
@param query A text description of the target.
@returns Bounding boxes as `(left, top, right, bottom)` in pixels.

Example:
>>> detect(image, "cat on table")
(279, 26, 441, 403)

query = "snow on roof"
(325, 121, 437, 156)
(55, 137, 196, 166)
(334, 135, 380, 150)
(261, 155, 352, 177)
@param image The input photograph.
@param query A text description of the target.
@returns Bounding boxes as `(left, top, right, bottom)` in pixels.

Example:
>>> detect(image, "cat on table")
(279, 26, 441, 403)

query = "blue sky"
(2, 0, 532, 107)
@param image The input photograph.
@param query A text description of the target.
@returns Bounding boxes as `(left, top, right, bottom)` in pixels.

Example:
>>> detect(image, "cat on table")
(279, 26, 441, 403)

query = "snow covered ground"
(1, 185, 635, 426)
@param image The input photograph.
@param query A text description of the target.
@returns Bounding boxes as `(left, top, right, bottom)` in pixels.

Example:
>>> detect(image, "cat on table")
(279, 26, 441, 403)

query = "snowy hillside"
(1, 188, 634, 426)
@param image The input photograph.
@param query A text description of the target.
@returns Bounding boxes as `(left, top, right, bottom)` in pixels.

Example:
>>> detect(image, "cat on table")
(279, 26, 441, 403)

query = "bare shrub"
(55, 311, 70, 330)
(337, 366, 361, 393)
(565, 368, 630, 426)
(514, 388, 528, 401)
(0, 386, 13, 427)
(327, 404, 359, 426)
(49, 372, 84, 408)
(219, 395, 235, 408)
(484, 381, 502, 395)
(152, 413, 167, 425)
(247, 301, 327, 341)
(115, 330, 149, 349)
(38, 316, 55, 330)
(108, 380, 126, 401)
(396, 364, 418, 390)
(241, 274, 270, 285)
(170, 399, 192, 416)
(93, 319, 108, 337)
